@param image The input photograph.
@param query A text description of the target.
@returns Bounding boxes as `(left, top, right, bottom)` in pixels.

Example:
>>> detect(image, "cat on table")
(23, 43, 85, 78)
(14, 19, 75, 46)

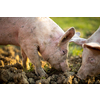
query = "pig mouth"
(52, 61, 69, 72)
(52, 62, 66, 71)
(76, 70, 91, 80)
(52, 63, 61, 70)
(76, 69, 87, 80)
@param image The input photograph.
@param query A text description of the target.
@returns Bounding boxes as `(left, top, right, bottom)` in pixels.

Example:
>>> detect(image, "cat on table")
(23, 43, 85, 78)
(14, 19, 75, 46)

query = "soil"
(0, 45, 100, 84)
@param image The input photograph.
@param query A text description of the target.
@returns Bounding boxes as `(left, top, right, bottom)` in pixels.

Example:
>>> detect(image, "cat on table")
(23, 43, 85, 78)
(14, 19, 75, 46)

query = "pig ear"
(58, 27, 75, 46)
(69, 32, 87, 46)
(83, 42, 100, 50)
(70, 37, 87, 46)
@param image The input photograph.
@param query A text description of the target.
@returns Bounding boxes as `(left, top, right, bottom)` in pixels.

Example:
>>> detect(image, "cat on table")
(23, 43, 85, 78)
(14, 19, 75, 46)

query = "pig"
(0, 17, 75, 77)
(70, 27, 100, 79)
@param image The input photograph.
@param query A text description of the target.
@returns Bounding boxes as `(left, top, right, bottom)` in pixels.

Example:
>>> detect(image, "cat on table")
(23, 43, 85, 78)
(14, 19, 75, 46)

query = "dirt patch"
(0, 45, 100, 84)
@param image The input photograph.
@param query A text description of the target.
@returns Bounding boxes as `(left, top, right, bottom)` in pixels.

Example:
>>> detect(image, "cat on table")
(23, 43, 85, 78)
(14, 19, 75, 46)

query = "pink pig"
(0, 17, 75, 77)
(70, 27, 100, 79)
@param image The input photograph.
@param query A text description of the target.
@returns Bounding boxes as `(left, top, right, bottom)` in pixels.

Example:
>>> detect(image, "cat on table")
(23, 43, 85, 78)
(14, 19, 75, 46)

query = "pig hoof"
(35, 68, 47, 77)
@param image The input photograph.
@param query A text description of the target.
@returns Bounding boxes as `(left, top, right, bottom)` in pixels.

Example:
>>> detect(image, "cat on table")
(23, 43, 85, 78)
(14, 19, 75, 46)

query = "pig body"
(70, 27, 100, 79)
(0, 17, 75, 76)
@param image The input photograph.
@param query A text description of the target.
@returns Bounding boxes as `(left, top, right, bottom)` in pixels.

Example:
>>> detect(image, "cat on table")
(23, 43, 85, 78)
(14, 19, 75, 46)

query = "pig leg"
(21, 49, 30, 70)
(21, 45, 47, 77)
(27, 47, 46, 77)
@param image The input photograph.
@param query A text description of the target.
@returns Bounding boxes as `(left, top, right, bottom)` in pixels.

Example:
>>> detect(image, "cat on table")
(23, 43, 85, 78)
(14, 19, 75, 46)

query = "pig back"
(0, 17, 36, 46)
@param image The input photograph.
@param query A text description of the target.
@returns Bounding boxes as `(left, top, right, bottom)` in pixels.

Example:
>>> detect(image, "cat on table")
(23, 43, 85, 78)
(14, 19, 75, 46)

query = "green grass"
(69, 44, 83, 56)
(51, 17, 100, 38)
(51, 17, 100, 56)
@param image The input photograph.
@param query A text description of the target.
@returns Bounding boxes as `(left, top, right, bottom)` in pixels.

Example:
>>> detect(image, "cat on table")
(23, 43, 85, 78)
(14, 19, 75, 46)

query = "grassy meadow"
(51, 17, 100, 56)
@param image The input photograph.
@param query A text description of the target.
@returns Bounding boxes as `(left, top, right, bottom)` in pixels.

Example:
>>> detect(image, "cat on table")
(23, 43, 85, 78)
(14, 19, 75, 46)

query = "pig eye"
(62, 50, 67, 55)
(88, 57, 95, 63)
(63, 50, 65, 54)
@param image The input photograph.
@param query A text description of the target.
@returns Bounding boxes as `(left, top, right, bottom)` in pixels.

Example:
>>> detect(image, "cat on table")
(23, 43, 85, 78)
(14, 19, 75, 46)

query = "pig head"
(41, 27, 75, 73)
(70, 27, 100, 79)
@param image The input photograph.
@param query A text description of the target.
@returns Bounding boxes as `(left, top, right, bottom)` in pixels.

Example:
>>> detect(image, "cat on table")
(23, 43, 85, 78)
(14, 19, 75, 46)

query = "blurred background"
(51, 17, 100, 56)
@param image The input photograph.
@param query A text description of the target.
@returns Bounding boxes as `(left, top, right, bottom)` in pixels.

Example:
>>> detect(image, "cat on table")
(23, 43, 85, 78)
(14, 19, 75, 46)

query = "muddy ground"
(0, 45, 100, 84)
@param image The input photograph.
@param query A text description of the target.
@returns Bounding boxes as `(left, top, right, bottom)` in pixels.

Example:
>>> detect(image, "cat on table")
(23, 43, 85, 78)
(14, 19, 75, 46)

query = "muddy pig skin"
(0, 17, 75, 77)
(70, 27, 100, 79)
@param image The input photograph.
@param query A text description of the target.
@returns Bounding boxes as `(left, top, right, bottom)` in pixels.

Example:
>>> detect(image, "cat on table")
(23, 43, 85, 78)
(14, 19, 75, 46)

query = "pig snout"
(76, 67, 87, 80)
(53, 64, 61, 70)
(60, 61, 70, 72)
(53, 60, 70, 72)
